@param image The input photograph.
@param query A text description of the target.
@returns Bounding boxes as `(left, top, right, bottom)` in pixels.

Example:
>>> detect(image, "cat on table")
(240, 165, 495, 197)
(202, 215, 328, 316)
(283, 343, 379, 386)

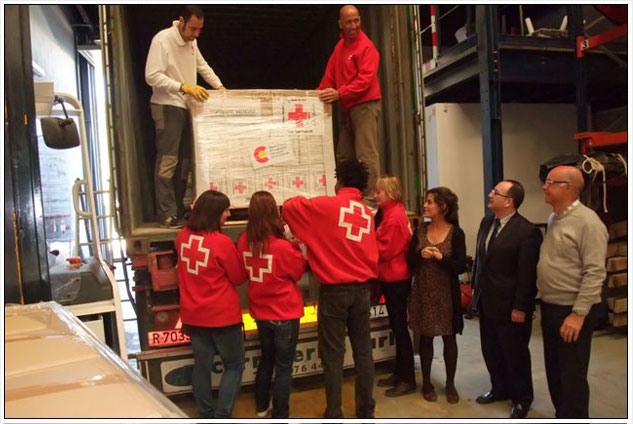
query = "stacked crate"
(605, 220, 627, 327)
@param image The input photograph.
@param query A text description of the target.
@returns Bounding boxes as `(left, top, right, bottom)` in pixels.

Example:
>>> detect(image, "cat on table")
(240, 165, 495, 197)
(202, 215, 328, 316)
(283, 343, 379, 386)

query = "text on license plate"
(148, 329, 190, 347)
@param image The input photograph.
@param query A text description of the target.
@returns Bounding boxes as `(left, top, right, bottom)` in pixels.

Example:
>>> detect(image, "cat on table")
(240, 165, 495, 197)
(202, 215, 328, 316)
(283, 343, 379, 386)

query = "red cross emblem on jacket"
(180, 234, 210, 275)
(338, 200, 371, 242)
(243, 251, 273, 282)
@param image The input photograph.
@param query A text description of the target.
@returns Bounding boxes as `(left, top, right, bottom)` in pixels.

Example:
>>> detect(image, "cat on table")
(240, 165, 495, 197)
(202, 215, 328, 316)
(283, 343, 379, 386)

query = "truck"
(100, 4, 426, 394)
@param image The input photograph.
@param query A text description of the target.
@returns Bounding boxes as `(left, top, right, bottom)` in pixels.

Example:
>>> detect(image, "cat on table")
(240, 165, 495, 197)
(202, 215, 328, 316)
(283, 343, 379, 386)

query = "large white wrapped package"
(190, 90, 336, 208)
(5, 302, 187, 418)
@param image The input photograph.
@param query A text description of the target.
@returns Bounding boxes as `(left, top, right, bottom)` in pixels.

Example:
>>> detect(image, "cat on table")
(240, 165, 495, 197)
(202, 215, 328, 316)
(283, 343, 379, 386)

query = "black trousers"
(479, 309, 533, 407)
(318, 283, 375, 419)
(540, 302, 599, 419)
(381, 279, 415, 386)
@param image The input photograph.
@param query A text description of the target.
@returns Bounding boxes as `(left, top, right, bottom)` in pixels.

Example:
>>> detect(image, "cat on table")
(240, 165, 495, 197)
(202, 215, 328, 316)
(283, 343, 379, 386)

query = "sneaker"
(256, 401, 272, 417)
(160, 215, 184, 229)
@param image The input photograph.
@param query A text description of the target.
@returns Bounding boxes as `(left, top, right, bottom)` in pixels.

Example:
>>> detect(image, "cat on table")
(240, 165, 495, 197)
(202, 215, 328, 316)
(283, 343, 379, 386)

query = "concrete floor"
(173, 308, 628, 419)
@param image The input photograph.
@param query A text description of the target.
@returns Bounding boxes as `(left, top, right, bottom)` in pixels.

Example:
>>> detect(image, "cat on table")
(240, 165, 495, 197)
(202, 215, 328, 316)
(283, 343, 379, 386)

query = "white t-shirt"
(145, 21, 222, 109)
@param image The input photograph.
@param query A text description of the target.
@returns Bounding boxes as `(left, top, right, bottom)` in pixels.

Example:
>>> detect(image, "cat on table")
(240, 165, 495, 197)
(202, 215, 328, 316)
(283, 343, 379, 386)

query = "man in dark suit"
(472, 180, 543, 418)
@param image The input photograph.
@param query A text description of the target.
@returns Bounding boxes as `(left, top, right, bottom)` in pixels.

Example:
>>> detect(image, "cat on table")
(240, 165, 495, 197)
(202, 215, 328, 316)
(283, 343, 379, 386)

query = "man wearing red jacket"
(282, 159, 378, 419)
(318, 5, 382, 201)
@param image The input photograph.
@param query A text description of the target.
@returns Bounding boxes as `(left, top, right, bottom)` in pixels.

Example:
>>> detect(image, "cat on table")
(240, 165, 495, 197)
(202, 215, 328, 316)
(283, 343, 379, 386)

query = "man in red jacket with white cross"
(282, 159, 378, 419)
(318, 5, 382, 202)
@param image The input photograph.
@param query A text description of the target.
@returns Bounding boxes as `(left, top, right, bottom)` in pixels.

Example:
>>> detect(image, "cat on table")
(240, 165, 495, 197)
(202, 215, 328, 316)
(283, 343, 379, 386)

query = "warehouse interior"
(3, 3, 630, 420)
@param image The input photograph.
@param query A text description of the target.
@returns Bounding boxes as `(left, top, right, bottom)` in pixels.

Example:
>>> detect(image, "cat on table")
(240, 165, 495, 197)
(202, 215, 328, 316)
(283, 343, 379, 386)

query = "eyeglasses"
(543, 179, 570, 187)
(491, 189, 511, 198)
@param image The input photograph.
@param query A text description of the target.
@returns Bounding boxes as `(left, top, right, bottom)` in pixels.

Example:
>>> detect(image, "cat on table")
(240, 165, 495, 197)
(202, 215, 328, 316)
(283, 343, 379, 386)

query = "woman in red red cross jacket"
(175, 190, 247, 419)
(237, 191, 306, 419)
(373, 175, 417, 397)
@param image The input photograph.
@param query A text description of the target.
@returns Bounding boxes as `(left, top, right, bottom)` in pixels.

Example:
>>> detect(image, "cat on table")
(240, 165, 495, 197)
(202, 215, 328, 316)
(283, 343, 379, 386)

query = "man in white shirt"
(145, 5, 226, 228)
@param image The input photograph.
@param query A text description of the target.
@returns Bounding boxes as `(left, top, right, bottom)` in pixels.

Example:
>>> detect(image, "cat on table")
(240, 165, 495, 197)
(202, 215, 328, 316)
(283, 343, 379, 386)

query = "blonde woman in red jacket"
(237, 191, 306, 419)
(175, 190, 247, 419)
(373, 175, 416, 397)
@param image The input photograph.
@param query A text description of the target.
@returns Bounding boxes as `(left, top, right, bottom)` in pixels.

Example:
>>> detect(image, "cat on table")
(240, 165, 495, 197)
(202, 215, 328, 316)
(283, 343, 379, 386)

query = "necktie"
(487, 218, 501, 250)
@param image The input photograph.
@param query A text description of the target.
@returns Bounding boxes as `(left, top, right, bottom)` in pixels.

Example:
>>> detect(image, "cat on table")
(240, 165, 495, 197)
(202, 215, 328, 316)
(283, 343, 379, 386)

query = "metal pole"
(430, 5, 439, 61)
(569, 5, 588, 133)
(476, 5, 504, 212)
(411, 5, 428, 207)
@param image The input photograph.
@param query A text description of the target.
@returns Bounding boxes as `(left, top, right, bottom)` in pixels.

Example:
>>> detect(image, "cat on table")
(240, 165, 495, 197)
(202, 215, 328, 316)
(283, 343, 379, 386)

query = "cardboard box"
(606, 256, 627, 273)
(607, 242, 627, 258)
(5, 302, 186, 418)
(190, 90, 336, 209)
(607, 297, 627, 313)
(609, 312, 627, 327)
(608, 220, 627, 240)
(606, 272, 627, 288)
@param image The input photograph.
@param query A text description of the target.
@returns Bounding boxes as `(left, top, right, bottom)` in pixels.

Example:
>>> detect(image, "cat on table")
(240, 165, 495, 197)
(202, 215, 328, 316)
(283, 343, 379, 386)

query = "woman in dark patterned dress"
(408, 187, 466, 404)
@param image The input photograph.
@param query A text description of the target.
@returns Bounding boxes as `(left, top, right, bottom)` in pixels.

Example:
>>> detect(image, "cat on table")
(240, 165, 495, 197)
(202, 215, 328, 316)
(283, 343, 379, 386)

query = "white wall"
(425, 103, 577, 255)
(29, 5, 78, 95)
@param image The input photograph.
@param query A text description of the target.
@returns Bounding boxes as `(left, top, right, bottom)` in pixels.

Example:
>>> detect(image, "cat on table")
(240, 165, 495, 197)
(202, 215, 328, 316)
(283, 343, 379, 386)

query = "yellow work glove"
(180, 83, 208, 101)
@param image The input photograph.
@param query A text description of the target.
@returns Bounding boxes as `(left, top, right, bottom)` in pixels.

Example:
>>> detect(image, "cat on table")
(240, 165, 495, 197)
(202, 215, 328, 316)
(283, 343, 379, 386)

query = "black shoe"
(377, 374, 397, 387)
(160, 215, 184, 229)
(183, 205, 192, 221)
(510, 403, 529, 418)
(476, 390, 509, 404)
(385, 382, 417, 397)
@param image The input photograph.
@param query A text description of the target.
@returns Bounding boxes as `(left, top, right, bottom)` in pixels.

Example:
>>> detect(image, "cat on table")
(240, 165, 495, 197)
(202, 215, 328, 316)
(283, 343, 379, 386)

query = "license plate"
(370, 304, 388, 318)
(148, 329, 191, 347)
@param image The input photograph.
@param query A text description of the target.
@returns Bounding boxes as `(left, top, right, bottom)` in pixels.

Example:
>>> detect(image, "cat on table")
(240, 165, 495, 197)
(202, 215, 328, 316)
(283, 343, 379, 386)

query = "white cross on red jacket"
(282, 187, 378, 284)
(237, 233, 306, 321)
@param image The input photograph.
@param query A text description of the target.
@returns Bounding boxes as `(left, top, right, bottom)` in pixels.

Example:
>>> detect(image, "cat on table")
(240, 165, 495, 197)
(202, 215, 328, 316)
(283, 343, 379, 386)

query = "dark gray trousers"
(541, 302, 599, 418)
(150, 103, 192, 220)
(318, 282, 375, 419)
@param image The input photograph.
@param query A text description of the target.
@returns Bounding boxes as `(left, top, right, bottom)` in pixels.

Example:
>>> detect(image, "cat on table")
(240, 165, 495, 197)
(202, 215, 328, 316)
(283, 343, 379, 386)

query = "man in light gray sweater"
(537, 165, 608, 419)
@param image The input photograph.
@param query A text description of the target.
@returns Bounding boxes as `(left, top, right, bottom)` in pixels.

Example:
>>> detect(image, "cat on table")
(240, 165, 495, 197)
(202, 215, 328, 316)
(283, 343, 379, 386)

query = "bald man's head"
(339, 5, 359, 19)
(338, 5, 361, 39)
(543, 165, 585, 211)
(556, 166, 585, 196)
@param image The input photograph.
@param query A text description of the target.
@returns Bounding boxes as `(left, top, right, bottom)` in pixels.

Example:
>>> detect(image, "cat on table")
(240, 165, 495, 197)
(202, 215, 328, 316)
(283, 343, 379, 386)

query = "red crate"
(148, 251, 179, 292)
(130, 255, 149, 269)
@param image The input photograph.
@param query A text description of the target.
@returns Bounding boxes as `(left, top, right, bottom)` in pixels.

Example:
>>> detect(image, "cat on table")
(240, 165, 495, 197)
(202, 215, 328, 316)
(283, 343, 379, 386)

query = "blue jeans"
(188, 324, 245, 419)
(255, 319, 300, 418)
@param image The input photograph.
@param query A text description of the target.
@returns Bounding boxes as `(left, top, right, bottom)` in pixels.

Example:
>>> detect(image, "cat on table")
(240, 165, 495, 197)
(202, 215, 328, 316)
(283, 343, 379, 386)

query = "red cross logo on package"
(264, 177, 277, 190)
(243, 251, 273, 283)
(288, 104, 310, 127)
(180, 234, 210, 275)
(234, 181, 248, 194)
(209, 181, 219, 191)
(292, 176, 305, 189)
(338, 200, 371, 242)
